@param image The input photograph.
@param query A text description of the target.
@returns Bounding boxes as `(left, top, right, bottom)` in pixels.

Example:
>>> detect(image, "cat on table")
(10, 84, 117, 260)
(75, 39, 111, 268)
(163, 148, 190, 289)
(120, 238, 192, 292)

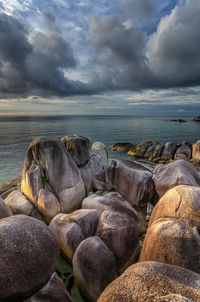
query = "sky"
(0, 0, 200, 115)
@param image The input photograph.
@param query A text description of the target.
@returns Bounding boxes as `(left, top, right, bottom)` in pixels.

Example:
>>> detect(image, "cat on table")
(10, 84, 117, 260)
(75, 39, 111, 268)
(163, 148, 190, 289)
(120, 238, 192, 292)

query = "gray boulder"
(61, 135, 91, 167)
(153, 159, 200, 197)
(128, 140, 154, 157)
(73, 236, 118, 302)
(175, 144, 191, 160)
(106, 159, 155, 207)
(150, 144, 164, 161)
(112, 142, 133, 152)
(79, 162, 93, 194)
(160, 142, 177, 160)
(96, 210, 139, 273)
(0, 215, 59, 301)
(192, 140, 200, 160)
(5, 190, 35, 216)
(0, 196, 12, 218)
(144, 141, 159, 158)
(38, 188, 61, 223)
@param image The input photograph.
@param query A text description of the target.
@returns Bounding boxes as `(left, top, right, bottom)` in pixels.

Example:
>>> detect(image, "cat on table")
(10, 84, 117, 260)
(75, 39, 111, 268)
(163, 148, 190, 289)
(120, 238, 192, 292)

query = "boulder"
(174, 144, 191, 160)
(128, 140, 154, 157)
(177, 141, 192, 148)
(193, 116, 200, 122)
(160, 142, 177, 160)
(61, 135, 91, 167)
(4, 190, 35, 216)
(73, 236, 118, 302)
(144, 141, 159, 158)
(149, 185, 200, 228)
(0, 215, 59, 301)
(24, 272, 72, 302)
(153, 159, 200, 198)
(0, 176, 21, 199)
(140, 218, 200, 274)
(0, 196, 12, 218)
(192, 140, 200, 160)
(106, 159, 155, 207)
(98, 261, 200, 302)
(21, 137, 85, 213)
(112, 142, 133, 152)
(96, 210, 139, 273)
(49, 213, 85, 262)
(150, 144, 164, 161)
(79, 162, 93, 194)
(38, 188, 61, 223)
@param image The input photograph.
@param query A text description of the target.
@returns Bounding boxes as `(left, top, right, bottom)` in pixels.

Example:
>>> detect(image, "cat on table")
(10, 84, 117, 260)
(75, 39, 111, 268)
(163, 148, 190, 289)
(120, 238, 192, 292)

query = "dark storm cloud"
(0, 12, 88, 98)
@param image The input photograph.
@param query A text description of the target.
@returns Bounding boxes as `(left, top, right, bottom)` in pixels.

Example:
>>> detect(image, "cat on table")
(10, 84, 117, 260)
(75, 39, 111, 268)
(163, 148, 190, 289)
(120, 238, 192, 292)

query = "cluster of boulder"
(113, 139, 200, 168)
(0, 134, 200, 301)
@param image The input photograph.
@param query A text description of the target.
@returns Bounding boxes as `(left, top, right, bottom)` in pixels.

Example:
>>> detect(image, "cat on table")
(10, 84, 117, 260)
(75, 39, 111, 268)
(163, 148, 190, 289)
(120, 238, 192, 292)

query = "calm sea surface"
(0, 115, 200, 183)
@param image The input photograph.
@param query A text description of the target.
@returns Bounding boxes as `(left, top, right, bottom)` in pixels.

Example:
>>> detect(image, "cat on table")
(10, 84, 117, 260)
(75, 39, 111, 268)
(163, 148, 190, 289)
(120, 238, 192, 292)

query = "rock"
(153, 159, 200, 197)
(174, 144, 191, 160)
(156, 295, 192, 301)
(192, 140, 200, 160)
(149, 185, 200, 228)
(128, 140, 155, 157)
(21, 137, 85, 213)
(79, 162, 93, 194)
(98, 261, 200, 302)
(38, 188, 61, 223)
(73, 236, 118, 302)
(0, 196, 12, 218)
(177, 140, 192, 148)
(150, 144, 164, 161)
(24, 272, 72, 302)
(0, 215, 59, 301)
(178, 119, 187, 123)
(49, 213, 85, 262)
(96, 211, 139, 273)
(193, 116, 200, 122)
(112, 142, 133, 152)
(0, 176, 22, 199)
(144, 141, 159, 158)
(106, 159, 155, 207)
(61, 135, 91, 167)
(30, 208, 47, 224)
(160, 142, 177, 160)
(4, 190, 35, 216)
(140, 218, 200, 273)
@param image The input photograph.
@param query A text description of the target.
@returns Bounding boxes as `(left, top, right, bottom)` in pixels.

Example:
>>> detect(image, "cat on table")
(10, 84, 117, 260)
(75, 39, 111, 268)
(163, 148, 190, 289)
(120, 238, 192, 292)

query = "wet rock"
(73, 236, 118, 302)
(38, 188, 60, 223)
(0, 215, 59, 301)
(160, 142, 177, 160)
(128, 140, 154, 157)
(24, 272, 72, 302)
(61, 135, 91, 167)
(192, 140, 200, 160)
(0, 196, 12, 218)
(174, 144, 191, 160)
(112, 142, 133, 152)
(5, 190, 35, 216)
(106, 159, 155, 207)
(153, 159, 200, 197)
(96, 211, 139, 273)
(98, 261, 200, 302)
(140, 218, 200, 274)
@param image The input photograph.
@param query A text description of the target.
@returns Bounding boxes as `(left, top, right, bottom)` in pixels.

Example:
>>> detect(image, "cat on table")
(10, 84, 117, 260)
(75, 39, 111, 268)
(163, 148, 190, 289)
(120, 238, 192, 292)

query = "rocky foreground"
(0, 135, 200, 302)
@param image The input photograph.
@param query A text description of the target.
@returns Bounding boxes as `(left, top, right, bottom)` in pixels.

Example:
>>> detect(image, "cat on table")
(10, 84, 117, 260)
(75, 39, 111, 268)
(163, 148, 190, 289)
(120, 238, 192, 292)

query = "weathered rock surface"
(106, 159, 155, 207)
(150, 144, 164, 161)
(192, 140, 200, 160)
(61, 135, 91, 167)
(5, 190, 35, 216)
(98, 261, 200, 302)
(0, 215, 59, 301)
(0, 176, 21, 199)
(21, 137, 85, 213)
(38, 188, 60, 223)
(175, 144, 191, 160)
(160, 142, 177, 160)
(128, 140, 155, 157)
(96, 210, 139, 273)
(24, 272, 72, 302)
(112, 142, 133, 152)
(0, 196, 12, 218)
(79, 162, 93, 194)
(153, 159, 200, 197)
(144, 141, 159, 158)
(73, 236, 118, 302)
(149, 185, 200, 228)
(49, 213, 85, 262)
(140, 218, 200, 273)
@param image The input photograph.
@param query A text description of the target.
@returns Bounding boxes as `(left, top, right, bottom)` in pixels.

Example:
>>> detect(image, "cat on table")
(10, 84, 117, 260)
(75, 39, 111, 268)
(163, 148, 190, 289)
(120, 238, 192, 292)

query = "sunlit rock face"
(4, 190, 34, 216)
(192, 140, 200, 160)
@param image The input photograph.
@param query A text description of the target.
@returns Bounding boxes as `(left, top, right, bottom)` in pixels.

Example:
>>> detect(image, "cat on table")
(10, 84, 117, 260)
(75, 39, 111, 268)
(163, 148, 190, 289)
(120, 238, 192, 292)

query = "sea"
(0, 115, 200, 184)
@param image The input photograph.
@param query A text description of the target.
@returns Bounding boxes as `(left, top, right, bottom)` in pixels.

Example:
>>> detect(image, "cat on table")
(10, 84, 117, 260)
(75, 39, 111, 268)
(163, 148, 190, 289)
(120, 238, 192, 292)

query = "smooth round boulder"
(160, 142, 177, 160)
(153, 160, 200, 197)
(98, 261, 200, 302)
(175, 144, 191, 160)
(0, 215, 59, 301)
(73, 236, 118, 302)
(140, 218, 200, 273)
(5, 190, 35, 216)
(112, 142, 133, 152)
(128, 140, 155, 157)
(38, 188, 61, 223)
(0, 196, 12, 218)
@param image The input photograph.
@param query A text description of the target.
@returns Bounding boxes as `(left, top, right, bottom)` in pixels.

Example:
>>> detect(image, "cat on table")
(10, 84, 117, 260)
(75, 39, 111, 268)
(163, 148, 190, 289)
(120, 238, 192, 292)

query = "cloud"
(122, 0, 155, 21)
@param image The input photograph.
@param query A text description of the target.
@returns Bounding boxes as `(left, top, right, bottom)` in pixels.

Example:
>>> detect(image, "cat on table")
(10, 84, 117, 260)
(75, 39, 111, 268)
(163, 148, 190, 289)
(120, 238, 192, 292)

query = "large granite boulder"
(24, 272, 72, 302)
(112, 142, 133, 152)
(106, 159, 155, 207)
(144, 141, 159, 158)
(149, 185, 200, 228)
(128, 140, 155, 157)
(153, 160, 200, 197)
(192, 140, 200, 160)
(160, 142, 177, 160)
(98, 261, 200, 302)
(140, 218, 200, 274)
(96, 210, 139, 273)
(5, 190, 35, 216)
(150, 144, 164, 161)
(21, 137, 85, 213)
(0, 215, 59, 301)
(0, 196, 12, 218)
(174, 144, 191, 160)
(0, 176, 21, 199)
(37, 188, 61, 223)
(73, 236, 118, 302)
(79, 162, 93, 194)
(61, 135, 91, 167)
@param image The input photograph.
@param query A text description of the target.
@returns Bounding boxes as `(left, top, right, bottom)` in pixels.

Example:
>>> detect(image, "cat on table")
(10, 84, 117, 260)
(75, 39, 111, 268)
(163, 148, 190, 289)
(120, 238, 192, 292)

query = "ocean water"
(0, 115, 200, 183)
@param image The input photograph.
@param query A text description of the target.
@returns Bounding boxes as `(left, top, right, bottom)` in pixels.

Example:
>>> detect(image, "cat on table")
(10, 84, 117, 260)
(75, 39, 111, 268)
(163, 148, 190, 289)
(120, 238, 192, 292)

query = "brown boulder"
(128, 140, 155, 157)
(5, 190, 35, 216)
(98, 261, 200, 302)
(192, 140, 200, 160)
(112, 142, 133, 152)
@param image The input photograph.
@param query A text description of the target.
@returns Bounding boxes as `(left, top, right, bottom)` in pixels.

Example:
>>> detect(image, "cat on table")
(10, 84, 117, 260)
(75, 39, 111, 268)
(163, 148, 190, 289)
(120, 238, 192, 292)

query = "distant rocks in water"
(167, 119, 187, 122)
(112, 142, 133, 152)
(193, 116, 200, 122)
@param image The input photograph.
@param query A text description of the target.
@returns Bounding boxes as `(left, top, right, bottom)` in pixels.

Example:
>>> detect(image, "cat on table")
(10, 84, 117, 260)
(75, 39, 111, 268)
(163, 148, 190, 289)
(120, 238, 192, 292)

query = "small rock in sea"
(193, 116, 200, 122)
(112, 142, 133, 152)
